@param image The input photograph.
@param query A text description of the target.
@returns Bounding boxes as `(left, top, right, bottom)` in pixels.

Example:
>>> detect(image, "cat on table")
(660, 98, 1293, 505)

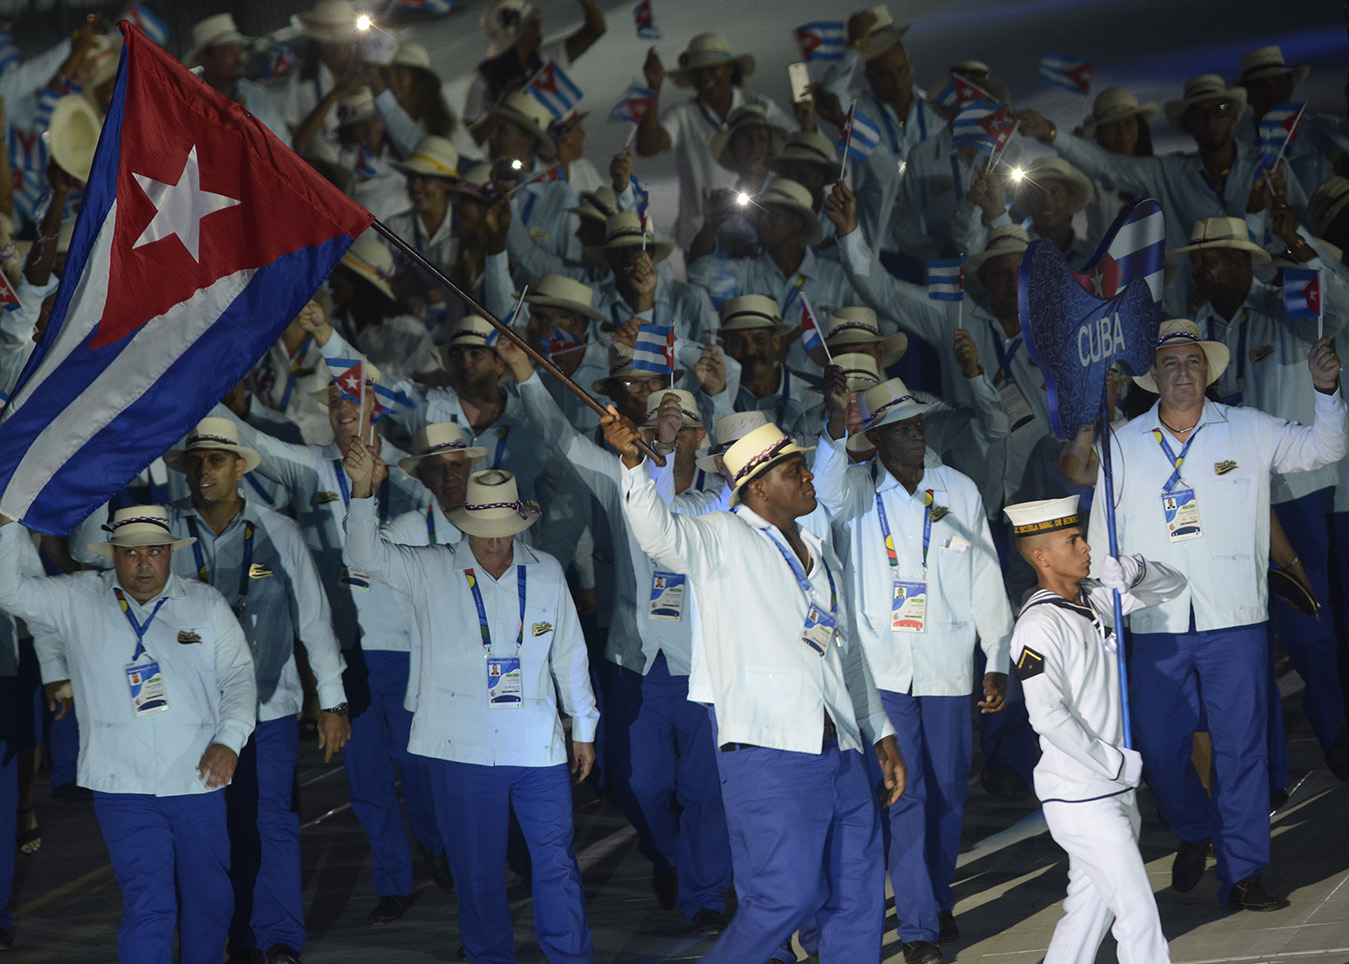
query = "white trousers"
(1042, 791, 1170, 964)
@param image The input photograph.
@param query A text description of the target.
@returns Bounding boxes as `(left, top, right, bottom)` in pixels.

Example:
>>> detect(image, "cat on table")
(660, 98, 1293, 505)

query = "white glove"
(1099, 554, 1143, 593)
(1120, 746, 1144, 788)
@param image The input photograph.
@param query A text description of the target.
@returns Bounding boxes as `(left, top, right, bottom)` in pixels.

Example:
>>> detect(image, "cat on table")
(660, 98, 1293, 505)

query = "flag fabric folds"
(794, 292, 825, 354)
(838, 104, 881, 161)
(1284, 267, 1322, 320)
(633, 323, 675, 373)
(0, 24, 372, 532)
(526, 61, 584, 120)
(1255, 102, 1305, 173)
(633, 0, 661, 40)
(951, 100, 1010, 155)
(1038, 55, 1093, 95)
(927, 258, 965, 301)
(795, 22, 846, 62)
(610, 83, 656, 125)
(930, 74, 994, 112)
(1070, 198, 1166, 304)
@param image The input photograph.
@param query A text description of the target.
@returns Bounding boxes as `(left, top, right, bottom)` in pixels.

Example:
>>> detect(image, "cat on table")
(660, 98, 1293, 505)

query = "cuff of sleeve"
(984, 645, 1010, 676)
(38, 658, 69, 685)
(316, 677, 347, 710)
(1315, 386, 1344, 407)
(571, 713, 599, 744)
(348, 494, 377, 518)
(986, 211, 1012, 229)
(866, 712, 896, 744)
(213, 720, 252, 755)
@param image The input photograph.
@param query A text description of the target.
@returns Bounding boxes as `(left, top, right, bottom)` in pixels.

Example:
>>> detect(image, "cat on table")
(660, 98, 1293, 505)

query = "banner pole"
(1099, 396, 1132, 749)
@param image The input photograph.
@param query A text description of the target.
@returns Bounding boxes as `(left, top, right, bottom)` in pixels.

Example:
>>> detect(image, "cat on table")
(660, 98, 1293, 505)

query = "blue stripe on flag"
(632, 324, 673, 373)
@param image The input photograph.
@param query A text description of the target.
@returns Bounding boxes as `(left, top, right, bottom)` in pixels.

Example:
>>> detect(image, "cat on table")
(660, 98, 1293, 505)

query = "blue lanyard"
(695, 468, 706, 491)
(185, 517, 256, 615)
(948, 152, 966, 202)
(464, 565, 526, 654)
(752, 521, 837, 619)
(521, 193, 538, 227)
(777, 367, 792, 425)
(333, 459, 390, 523)
(278, 335, 312, 410)
(879, 104, 904, 153)
(992, 334, 1022, 386)
(426, 505, 438, 544)
(1152, 425, 1203, 493)
(113, 588, 167, 662)
(875, 487, 934, 575)
(491, 425, 510, 470)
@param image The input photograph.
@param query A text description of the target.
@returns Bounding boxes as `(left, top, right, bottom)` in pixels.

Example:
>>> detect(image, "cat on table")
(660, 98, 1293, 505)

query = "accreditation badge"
(801, 603, 836, 658)
(126, 661, 170, 717)
(648, 571, 686, 621)
(891, 580, 927, 633)
(486, 656, 523, 708)
(997, 381, 1037, 435)
(1162, 488, 1202, 543)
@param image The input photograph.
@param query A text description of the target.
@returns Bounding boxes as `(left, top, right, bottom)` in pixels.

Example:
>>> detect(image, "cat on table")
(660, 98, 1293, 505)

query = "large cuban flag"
(0, 24, 372, 533)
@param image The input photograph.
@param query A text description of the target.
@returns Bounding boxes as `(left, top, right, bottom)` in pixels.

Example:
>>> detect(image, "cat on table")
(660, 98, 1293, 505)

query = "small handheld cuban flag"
(630, 173, 651, 228)
(1038, 55, 1093, 95)
(394, 0, 455, 13)
(1255, 102, 1305, 174)
(838, 103, 882, 162)
(951, 100, 1008, 155)
(526, 163, 565, 186)
(327, 359, 374, 404)
(633, 0, 660, 40)
(930, 74, 994, 113)
(526, 61, 584, 120)
(119, 3, 170, 48)
(267, 40, 298, 79)
(611, 83, 655, 125)
(544, 324, 585, 355)
(633, 323, 675, 373)
(927, 258, 964, 301)
(794, 291, 828, 360)
(795, 22, 846, 62)
(1284, 266, 1323, 335)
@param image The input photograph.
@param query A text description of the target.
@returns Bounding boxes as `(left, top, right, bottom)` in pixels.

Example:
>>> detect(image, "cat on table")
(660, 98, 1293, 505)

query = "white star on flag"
(132, 145, 240, 262)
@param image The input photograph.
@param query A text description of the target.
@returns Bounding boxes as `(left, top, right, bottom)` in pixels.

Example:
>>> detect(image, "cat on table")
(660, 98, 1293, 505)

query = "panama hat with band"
(1013, 156, 1094, 214)
(448, 470, 541, 537)
(591, 343, 684, 394)
(1132, 318, 1230, 393)
(488, 91, 558, 160)
(1081, 86, 1159, 138)
(164, 417, 262, 474)
(1164, 74, 1247, 133)
(292, 0, 358, 43)
(719, 294, 788, 335)
(430, 316, 506, 371)
(1168, 216, 1272, 265)
(641, 389, 703, 429)
(723, 422, 815, 506)
(88, 505, 196, 558)
(695, 410, 767, 473)
(391, 42, 437, 77)
(848, 376, 933, 453)
(768, 130, 838, 177)
(520, 275, 605, 322)
(709, 105, 788, 172)
(966, 224, 1031, 274)
(337, 231, 396, 301)
(860, 21, 911, 63)
(1310, 177, 1349, 237)
(395, 136, 461, 181)
(757, 179, 823, 245)
(568, 187, 619, 223)
(48, 94, 102, 183)
(1238, 46, 1309, 88)
(188, 13, 253, 64)
(584, 211, 675, 269)
(336, 88, 378, 127)
(1006, 495, 1081, 538)
(809, 306, 907, 368)
(670, 33, 755, 88)
(398, 422, 488, 477)
(452, 161, 496, 202)
(806, 352, 881, 395)
(482, 0, 538, 58)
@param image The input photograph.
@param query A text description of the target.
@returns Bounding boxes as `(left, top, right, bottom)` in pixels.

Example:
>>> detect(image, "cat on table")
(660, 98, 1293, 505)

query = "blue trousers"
(429, 760, 592, 964)
(1131, 622, 1269, 903)
(599, 653, 731, 918)
(0, 676, 18, 931)
(93, 789, 232, 964)
(343, 649, 441, 897)
(880, 691, 971, 941)
(227, 716, 304, 954)
(707, 740, 884, 963)
(48, 709, 79, 788)
(1272, 490, 1346, 748)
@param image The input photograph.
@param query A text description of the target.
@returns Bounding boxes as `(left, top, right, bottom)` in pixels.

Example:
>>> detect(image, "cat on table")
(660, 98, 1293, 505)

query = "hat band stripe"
(723, 310, 782, 326)
(409, 153, 459, 178)
(1012, 514, 1080, 536)
(464, 499, 529, 519)
(187, 433, 240, 448)
(826, 322, 881, 338)
(733, 436, 791, 484)
(863, 394, 922, 425)
(605, 227, 653, 244)
(422, 440, 468, 455)
(109, 516, 174, 534)
(1156, 331, 1201, 348)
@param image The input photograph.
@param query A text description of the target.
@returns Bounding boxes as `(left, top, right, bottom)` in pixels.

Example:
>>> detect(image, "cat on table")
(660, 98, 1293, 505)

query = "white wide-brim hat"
(768, 130, 838, 177)
(1168, 216, 1273, 265)
(670, 33, 755, 88)
(584, 212, 675, 270)
(806, 352, 882, 394)
(848, 376, 932, 453)
(336, 87, 378, 126)
(338, 230, 396, 301)
(1238, 45, 1310, 88)
(521, 274, 605, 322)
(482, 0, 538, 58)
(809, 306, 908, 368)
(1132, 318, 1230, 393)
(696, 410, 768, 473)
(393, 136, 461, 180)
(1013, 156, 1094, 214)
(1164, 74, 1247, 133)
(709, 104, 787, 172)
(641, 388, 703, 429)
(48, 94, 102, 184)
(398, 422, 488, 476)
(430, 315, 505, 371)
(487, 91, 558, 160)
(757, 178, 823, 246)
(164, 417, 262, 474)
(188, 13, 253, 64)
(1310, 176, 1349, 236)
(292, 0, 358, 43)
(1005, 495, 1081, 538)
(87, 505, 196, 558)
(966, 224, 1031, 274)
(1081, 86, 1159, 138)
(447, 469, 541, 537)
(724, 422, 815, 507)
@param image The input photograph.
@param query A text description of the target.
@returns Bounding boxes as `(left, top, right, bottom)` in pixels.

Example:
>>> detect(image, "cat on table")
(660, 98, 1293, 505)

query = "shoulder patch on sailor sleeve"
(1015, 647, 1046, 681)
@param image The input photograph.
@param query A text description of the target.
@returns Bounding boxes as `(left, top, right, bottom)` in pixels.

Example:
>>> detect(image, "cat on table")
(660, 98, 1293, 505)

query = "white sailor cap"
(1005, 495, 1081, 538)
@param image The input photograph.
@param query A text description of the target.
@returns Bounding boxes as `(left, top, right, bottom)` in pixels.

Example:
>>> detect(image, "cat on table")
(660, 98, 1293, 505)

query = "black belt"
(721, 715, 836, 752)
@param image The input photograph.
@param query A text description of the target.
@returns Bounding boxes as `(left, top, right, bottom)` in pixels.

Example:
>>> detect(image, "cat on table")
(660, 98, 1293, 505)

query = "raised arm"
(1269, 342, 1346, 474)
(340, 436, 430, 596)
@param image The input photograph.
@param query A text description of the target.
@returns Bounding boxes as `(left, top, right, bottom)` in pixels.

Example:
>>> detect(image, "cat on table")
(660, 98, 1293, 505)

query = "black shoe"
(429, 851, 454, 892)
(901, 940, 943, 964)
(980, 766, 1030, 801)
(1171, 839, 1210, 893)
(457, 947, 467, 962)
(265, 947, 302, 964)
(691, 907, 726, 937)
(1325, 732, 1349, 781)
(652, 866, 679, 910)
(50, 783, 91, 802)
(1228, 874, 1287, 912)
(367, 893, 416, 924)
(0, 927, 12, 949)
(937, 910, 959, 944)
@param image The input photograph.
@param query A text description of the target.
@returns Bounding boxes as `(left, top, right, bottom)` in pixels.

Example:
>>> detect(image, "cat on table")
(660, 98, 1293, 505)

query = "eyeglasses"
(1186, 102, 1233, 122)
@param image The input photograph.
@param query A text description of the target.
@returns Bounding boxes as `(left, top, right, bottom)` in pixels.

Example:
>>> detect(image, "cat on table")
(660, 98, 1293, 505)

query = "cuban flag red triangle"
(0, 23, 372, 532)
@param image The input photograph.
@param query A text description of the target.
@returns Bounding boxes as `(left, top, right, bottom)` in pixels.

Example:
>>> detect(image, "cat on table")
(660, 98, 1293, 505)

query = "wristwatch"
(322, 702, 349, 717)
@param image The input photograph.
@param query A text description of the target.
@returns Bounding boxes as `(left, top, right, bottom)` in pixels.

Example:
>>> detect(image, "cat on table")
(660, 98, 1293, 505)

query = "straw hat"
(590, 344, 684, 394)
(966, 224, 1031, 274)
(810, 306, 907, 368)
(670, 33, 755, 88)
(640, 388, 703, 429)
(520, 274, 605, 321)
(709, 104, 787, 172)
(292, 0, 358, 43)
(1238, 46, 1309, 87)
(767, 130, 837, 177)
(394, 135, 460, 180)
(695, 410, 768, 472)
(391, 42, 436, 75)
(481, 0, 538, 58)
(448, 470, 541, 537)
(1013, 156, 1094, 214)
(568, 187, 620, 222)
(87, 505, 195, 558)
(451, 161, 495, 202)
(48, 95, 102, 183)
(1131, 318, 1230, 393)
(164, 417, 262, 474)
(430, 315, 503, 371)
(584, 211, 675, 268)
(806, 352, 882, 393)
(188, 13, 252, 63)
(1080, 86, 1159, 138)
(338, 231, 396, 301)
(1005, 495, 1081, 538)
(336, 87, 378, 127)
(488, 91, 558, 160)
(1164, 74, 1247, 133)
(860, 18, 911, 63)
(719, 293, 788, 334)
(398, 422, 488, 477)
(1168, 216, 1272, 265)
(723, 422, 815, 506)
(85, 34, 121, 91)
(848, 376, 932, 453)
(1309, 176, 1349, 236)
(757, 179, 823, 245)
